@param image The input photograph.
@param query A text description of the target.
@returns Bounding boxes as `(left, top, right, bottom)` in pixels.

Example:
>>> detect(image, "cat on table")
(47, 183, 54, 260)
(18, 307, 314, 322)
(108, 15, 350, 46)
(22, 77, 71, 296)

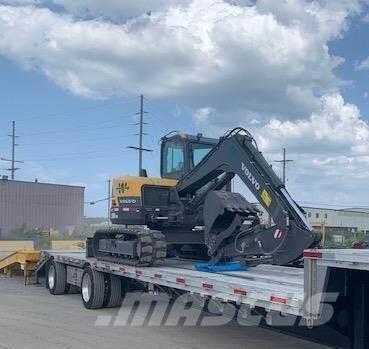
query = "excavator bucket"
(203, 191, 259, 260)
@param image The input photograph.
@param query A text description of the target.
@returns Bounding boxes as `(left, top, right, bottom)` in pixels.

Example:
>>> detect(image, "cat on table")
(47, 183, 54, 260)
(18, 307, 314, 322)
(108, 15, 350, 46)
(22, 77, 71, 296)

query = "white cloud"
(250, 94, 369, 206)
(49, 0, 191, 20)
(356, 56, 369, 70)
(193, 107, 215, 123)
(0, 0, 368, 209)
(258, 94, 369, 155)
(0, 0, 40, 4)
(189, 91, 369, 207)
(0, 0, 360, 118)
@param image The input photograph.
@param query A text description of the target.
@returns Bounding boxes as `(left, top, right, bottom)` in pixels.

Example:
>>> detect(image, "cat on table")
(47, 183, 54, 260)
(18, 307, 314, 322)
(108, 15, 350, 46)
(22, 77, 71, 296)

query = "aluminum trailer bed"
(37, 248, 369, 349)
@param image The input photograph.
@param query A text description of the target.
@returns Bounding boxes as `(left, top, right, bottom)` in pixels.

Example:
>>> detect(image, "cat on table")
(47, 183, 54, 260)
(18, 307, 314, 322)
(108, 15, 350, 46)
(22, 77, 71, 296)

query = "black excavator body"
(94, 127, 321, 266)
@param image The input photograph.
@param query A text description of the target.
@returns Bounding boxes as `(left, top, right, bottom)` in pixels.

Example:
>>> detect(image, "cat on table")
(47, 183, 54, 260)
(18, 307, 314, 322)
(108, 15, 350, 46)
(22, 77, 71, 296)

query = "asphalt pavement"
(0, 275, 330, 349)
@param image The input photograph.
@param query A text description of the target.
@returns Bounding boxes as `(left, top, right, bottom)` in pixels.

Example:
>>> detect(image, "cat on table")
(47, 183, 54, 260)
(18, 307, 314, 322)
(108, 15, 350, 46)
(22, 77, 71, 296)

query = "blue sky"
(330, 15, 369, 111)
(1, 0, 369, 216)
(0, 55, 199, 216)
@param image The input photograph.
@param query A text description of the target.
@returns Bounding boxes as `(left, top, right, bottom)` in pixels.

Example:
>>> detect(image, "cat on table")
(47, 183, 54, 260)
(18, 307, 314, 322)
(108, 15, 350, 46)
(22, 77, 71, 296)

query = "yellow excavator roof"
(113, 176, 177, 187)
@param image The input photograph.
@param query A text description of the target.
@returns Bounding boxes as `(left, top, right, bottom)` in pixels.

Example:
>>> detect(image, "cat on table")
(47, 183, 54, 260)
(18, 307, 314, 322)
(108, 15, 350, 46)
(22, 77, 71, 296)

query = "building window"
(324, 213, 328, 219)
(316, 213, 319, 219)
(308, 212, 311, 218)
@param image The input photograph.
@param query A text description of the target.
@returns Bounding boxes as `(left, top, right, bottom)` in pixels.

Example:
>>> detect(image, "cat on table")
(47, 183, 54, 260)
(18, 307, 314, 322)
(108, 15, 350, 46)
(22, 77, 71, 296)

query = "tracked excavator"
(92, 127, 320, 266)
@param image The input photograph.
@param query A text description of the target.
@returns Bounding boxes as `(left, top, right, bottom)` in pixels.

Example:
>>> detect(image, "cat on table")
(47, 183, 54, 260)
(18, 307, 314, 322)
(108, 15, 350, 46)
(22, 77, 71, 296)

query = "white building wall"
(255, 204, 369, 233)
(305, 207, 369, 232)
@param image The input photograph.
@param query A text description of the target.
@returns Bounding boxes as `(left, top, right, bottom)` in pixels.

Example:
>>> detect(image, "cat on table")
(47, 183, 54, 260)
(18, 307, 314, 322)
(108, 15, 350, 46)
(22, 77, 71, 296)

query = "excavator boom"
(176, 127, 320, 264)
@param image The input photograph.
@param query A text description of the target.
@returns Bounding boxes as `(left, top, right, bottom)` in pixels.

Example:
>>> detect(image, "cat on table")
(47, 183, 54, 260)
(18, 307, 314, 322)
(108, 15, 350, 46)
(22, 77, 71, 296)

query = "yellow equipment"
(92, 128, 319, 267)
(0, 251, 41, 285)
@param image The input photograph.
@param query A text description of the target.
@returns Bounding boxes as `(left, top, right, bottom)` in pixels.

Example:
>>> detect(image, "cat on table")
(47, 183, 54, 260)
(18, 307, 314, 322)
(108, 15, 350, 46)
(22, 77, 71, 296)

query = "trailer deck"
(35, 248, 369, 349)
(304, 248, 369, 270)
(43, 250, 306, 317)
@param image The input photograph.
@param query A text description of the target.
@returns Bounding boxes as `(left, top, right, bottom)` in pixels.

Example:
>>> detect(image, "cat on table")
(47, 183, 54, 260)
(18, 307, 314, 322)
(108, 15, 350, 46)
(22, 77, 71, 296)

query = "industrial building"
(304, 206, 369, 234)
(0, 178, 84, 238)
(257, 204, 369, 235)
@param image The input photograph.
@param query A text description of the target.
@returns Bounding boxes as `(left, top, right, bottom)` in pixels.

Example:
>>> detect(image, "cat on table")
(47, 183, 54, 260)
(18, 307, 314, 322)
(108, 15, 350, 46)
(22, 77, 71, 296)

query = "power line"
(0, 97, 138, 125)
(23, 153, 125, 162)
(299, 201, 369, 209)
(1, 121, 23, 180)
(21, 134, 134, 146)
(143, 96, 182, 120)
(143, 95, 197, 134)
(17, 112, 136, 138)
(84, 196, 112, 205)
(23, 148, 130, 162)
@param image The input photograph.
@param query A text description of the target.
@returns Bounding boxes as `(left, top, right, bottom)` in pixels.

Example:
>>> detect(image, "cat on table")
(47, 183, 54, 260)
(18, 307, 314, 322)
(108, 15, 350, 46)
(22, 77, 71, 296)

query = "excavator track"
(92, 227, 167, 267)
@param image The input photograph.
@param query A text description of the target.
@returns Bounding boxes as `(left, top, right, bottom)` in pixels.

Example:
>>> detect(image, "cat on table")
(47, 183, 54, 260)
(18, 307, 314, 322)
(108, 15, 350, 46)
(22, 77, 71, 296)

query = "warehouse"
(256, 204, 369, 234)
(304, 207, 369, 234)
(0, 178, 84, 238)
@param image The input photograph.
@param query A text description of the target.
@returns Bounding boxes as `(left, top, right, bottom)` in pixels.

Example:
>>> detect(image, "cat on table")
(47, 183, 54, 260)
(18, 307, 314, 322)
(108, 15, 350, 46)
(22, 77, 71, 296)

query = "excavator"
(92, 127, 320, 266)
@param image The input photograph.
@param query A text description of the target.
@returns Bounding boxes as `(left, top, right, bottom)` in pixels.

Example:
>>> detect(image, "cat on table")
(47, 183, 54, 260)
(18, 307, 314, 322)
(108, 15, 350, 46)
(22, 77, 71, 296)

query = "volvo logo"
(241, 162, 260, 190)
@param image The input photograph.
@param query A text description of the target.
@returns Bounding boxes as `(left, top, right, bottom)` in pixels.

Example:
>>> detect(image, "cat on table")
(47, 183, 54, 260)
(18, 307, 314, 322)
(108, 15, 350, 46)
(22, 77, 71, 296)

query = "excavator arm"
(176, 128, 320, 265)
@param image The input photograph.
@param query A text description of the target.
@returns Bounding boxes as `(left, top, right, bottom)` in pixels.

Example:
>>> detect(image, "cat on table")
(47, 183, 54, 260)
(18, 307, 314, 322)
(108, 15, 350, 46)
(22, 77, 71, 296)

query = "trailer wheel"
(48, 260, 67, 295)
(45, 262, 50, 289)
(104, 274, 122, 308)
(81, 267, 105, 309)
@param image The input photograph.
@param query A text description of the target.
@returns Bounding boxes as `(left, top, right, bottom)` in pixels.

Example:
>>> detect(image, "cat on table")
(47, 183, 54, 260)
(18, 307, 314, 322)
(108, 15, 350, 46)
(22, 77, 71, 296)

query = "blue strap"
(195, 261, 249, 273)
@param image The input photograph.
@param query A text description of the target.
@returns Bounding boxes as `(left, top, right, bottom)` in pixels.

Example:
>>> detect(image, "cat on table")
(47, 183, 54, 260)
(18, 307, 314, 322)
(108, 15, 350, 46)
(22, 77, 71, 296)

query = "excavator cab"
(160, 132, 218, 180)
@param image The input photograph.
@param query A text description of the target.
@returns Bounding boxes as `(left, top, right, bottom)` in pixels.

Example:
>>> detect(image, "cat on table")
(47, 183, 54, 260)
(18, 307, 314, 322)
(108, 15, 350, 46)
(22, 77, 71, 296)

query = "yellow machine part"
(112, 176, 177, 205)
(0, 251, 41, 285)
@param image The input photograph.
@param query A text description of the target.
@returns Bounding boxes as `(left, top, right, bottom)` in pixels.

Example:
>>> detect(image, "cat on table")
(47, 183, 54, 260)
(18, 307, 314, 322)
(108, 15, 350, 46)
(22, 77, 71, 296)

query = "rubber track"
(94, 227, 167, 267)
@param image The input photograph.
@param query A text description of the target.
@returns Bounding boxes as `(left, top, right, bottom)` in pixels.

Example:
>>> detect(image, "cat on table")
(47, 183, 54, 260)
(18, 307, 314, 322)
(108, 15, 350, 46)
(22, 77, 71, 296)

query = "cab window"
(162, 138, 185, 179)
(191, 142, 213, 167)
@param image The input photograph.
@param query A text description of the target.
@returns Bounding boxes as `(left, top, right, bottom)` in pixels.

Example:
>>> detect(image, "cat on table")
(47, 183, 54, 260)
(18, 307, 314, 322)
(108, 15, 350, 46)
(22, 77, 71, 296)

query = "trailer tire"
(45, 262, 50, 289)
(81, 267, 105, 309)
(104, 274, 122, 308)
(48, 260, 67, 295)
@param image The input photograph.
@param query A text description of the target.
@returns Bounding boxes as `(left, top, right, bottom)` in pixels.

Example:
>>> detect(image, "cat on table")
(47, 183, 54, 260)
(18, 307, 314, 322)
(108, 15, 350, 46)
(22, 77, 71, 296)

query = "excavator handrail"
(223, 127, 259, 150)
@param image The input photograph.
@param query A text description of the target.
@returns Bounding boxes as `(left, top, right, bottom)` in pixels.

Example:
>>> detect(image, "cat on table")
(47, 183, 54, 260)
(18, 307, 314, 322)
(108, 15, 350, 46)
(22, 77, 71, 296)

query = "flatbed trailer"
(37, 248, 369, 349)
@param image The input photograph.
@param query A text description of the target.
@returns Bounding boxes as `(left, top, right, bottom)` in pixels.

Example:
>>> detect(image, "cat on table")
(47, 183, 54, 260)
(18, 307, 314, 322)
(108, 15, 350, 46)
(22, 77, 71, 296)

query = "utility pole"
(139, 94, 144, 175)
(127, 94, 152, 176)
(107, 179, 111, 225)
(273, 148, 293, 186)
(1, 121, 23, 180)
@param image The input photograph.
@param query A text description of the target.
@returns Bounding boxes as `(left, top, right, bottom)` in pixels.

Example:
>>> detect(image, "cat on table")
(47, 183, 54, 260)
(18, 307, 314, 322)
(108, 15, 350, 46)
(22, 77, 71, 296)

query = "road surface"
(0, 275, 330, 349)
